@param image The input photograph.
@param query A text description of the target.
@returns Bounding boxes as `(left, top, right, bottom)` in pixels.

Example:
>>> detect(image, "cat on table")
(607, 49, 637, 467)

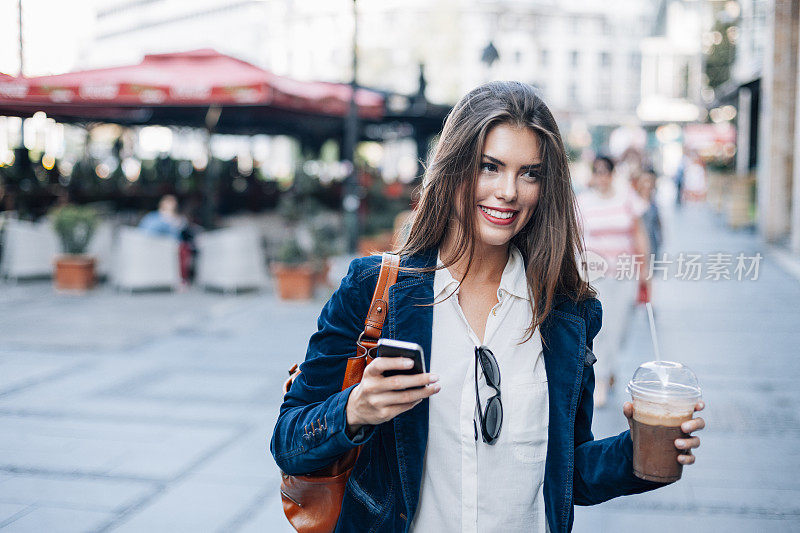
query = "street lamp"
(481, 41, 500, 68)
(18, 0, 25, 148)
(342, 0, 360, 253)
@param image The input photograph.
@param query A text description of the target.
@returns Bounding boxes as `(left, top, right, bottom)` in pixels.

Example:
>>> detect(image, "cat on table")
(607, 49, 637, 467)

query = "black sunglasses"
(474, 345, 502, 444)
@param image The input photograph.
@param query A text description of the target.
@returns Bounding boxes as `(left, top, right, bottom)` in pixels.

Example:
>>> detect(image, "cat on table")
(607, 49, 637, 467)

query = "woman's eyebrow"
(482, 154, 542, 169)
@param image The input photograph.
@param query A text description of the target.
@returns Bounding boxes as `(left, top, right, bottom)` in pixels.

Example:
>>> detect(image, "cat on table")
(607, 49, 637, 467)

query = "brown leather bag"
(279, 253, 400, 533)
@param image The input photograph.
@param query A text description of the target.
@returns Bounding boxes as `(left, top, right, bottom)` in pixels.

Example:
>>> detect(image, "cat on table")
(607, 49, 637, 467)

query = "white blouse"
(410, 246, 550, 533)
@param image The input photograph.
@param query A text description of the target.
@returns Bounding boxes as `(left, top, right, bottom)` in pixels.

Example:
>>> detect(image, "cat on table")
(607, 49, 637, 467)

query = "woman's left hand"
(622, 401, 706, 466)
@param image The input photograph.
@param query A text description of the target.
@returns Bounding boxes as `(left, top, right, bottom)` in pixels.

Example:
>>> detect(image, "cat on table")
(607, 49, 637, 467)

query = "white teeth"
(480, 206, 515, 219)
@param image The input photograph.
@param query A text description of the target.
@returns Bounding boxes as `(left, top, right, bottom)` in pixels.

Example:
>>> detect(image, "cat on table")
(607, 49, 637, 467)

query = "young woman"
(577, 156, 650, 407)
(272, 81, 704, 533)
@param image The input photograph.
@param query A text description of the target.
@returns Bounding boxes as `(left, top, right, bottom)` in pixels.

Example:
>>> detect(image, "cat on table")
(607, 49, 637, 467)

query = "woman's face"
(637, 173, 656, 199)
(468, 123, 542, 249)
(591, 160, 614, 193)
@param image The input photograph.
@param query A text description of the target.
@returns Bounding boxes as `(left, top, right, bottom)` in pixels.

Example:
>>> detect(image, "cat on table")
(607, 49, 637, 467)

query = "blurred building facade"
(638, 0, 706, 125)
(82, 0, 687, 130)
(755, 0, 799, 252)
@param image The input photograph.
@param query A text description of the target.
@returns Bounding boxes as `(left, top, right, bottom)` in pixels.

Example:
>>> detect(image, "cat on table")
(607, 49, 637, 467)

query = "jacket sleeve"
(572, 297, 670, 505)
(270, 256, 380, 475)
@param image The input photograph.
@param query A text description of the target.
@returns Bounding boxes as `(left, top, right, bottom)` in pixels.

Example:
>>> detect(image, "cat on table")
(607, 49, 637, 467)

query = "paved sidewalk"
(0, 204, 798, 532)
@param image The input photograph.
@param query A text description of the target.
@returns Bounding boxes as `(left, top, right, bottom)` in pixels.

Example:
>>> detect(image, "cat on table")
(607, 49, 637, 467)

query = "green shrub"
(49, 205, 98, 255)
(276, 239, 309, 266)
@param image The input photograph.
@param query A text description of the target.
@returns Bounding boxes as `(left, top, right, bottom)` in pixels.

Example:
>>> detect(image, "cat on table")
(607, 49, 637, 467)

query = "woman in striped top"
(577, 155, 650, 407)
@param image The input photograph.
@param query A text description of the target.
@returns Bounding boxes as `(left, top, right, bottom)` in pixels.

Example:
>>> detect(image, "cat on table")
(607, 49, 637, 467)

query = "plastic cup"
(626, 361, 702, 482)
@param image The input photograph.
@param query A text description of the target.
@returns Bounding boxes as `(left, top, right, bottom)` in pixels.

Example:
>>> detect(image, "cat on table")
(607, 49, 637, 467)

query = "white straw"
(646, 302, 661, 362)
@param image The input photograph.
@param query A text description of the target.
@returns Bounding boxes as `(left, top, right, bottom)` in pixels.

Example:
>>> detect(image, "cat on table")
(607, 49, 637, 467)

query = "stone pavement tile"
(688, 435, 800, 475)
(192, 425, 280, 487)
(108, 473, 264, 532)
(686, 485, 800, 516)
(0, 503, 32, 526)
(573, 507, 800, 533)
(119, 368, 271, 404)
(0, 473, 153, 512)
(0, 354, 89, 397)
(600, 480, 693, 511)
(234, 492, 294, 533)
(0, 358, 160, 411)
(0, 505, 113, 533)
(0, 282, 244, 353)
(0, 414, 239, 481)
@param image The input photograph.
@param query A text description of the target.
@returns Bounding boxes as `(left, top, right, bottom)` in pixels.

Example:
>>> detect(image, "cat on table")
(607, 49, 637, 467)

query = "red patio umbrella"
(0, 49, 384, 124)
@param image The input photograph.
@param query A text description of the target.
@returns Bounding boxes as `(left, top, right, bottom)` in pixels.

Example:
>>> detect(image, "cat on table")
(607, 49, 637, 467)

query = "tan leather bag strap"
(362, 253, 400, 341)
(346, 253, 399, 390)
(283, 253, 400, 395)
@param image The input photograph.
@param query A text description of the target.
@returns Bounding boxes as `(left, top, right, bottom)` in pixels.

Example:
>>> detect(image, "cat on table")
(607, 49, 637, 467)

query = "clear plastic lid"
(626, 361, 702, 402)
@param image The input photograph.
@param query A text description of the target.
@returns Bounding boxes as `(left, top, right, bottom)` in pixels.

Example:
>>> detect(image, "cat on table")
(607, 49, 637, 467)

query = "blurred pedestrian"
(139, 194, 194, 285)
(682, 152, 707, 202)
(138, 194, 185, 240)
(273, 82, 703, 532)
(673, 148, 690, 207)
(577, 155, 650, 407)
(635, 167, 663, 258)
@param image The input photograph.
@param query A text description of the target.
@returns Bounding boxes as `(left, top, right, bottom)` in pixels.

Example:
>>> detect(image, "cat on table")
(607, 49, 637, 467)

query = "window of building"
(598, 82, 612, 110)
(515, 50, 523, 64)
(570, 50, 579, 67)
(600, 52, 611, 68)
(540, 49, 549, 67)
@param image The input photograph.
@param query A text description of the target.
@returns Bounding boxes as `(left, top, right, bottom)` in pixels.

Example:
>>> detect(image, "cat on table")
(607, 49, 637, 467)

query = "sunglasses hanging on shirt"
(474, 345, 503, 444)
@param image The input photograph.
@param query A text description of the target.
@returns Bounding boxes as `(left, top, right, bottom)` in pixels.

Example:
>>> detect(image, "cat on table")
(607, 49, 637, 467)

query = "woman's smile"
(478, 205, 519, 225)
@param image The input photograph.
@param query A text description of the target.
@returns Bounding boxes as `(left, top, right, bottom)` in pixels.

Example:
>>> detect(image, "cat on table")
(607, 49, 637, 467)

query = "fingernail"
(699, 402, 705, 409)
(429, 374, 440, 383)
(403, 359, 413, 368)
(433, 384, 441, 392)
(675, 439, 685, 447)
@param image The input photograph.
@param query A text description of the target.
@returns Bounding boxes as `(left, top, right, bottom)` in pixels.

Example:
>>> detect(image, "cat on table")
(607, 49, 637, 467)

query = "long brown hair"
(397, 81, 594, 339)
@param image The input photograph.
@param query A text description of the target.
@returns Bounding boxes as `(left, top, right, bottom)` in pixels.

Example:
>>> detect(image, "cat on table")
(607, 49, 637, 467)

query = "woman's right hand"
(346, 356, 440, 435)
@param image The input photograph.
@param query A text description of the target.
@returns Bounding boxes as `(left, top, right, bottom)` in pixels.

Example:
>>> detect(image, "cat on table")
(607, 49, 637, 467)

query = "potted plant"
(311, 222, 341, 287)
(272, 239, 315, 300)
(49, 204, 99, 292)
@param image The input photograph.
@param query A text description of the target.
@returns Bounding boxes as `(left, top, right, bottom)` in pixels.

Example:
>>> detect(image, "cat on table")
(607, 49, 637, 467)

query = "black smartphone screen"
(377, 339, 425, 377)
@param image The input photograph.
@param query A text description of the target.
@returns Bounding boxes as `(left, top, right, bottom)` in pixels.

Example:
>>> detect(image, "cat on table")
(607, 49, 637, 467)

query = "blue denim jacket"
(271, 249, 665, 532)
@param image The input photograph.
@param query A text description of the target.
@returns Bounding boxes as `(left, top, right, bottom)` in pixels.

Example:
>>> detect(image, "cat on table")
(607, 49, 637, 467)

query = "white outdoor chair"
(110, 226, 181, 292)
(195, 225, 268, 293)
(88, 221, 115, 279)
(0, 218, 59, 280)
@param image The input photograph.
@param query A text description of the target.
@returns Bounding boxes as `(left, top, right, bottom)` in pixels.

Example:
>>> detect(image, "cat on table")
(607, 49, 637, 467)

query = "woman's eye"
(523, 170, 541, 182)
(480, 162, 497, 172)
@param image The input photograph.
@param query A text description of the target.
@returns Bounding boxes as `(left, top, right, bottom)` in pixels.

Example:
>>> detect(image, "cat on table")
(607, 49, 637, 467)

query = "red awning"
(0, 49, 383, 120)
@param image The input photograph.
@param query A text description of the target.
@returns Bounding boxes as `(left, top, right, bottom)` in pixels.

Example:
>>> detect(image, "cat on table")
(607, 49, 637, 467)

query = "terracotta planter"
(272, 263, 315, 300)
(54, 255, 96, 292)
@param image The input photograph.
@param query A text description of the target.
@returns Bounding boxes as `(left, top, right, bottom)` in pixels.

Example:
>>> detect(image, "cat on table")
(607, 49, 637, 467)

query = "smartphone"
(377, 339, 426, 378)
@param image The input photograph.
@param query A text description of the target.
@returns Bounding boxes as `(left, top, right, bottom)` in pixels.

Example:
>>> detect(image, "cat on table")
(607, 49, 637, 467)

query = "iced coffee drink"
(627, 361, 701, 483)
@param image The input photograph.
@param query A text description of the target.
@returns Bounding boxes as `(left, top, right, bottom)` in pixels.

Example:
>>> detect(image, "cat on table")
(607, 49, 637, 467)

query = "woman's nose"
(494, 172, 517, 202)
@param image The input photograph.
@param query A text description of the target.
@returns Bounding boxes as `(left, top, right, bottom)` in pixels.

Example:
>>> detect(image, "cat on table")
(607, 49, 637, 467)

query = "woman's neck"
(594, 185, 614, 199)
(439, 232, 509, 285)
